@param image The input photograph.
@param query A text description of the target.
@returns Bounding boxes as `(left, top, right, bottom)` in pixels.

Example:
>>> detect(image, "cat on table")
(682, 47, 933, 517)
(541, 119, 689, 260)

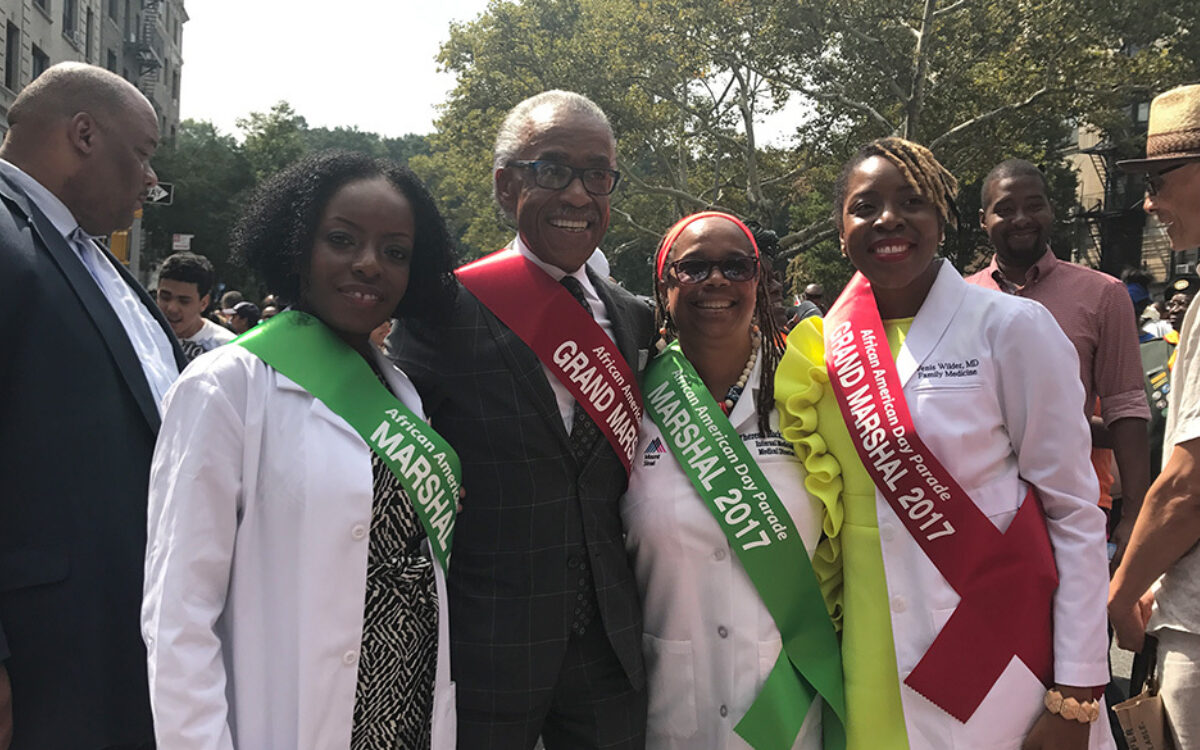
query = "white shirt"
(1150, 299, 1200, 636)
(180, 318, 237, 361)
(514, 235, 616, 432)
(622, 358, 824, 750)
(143, 344, 456, 750)
(0, 159, 178, 408)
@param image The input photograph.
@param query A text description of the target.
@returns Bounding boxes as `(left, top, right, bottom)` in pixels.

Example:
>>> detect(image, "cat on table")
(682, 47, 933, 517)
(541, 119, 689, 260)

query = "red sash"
(824, 272, 1058, 723)
(456, 248, 643, 474)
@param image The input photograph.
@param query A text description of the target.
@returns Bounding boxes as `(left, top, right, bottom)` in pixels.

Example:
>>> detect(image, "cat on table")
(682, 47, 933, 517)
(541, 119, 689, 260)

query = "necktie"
(560, 276, 602, 462)
(561, 276, 603, 634)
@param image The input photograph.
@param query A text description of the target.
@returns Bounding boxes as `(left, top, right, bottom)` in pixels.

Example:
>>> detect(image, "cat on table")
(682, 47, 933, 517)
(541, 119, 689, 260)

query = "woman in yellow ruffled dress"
(775, 138, 1115, 750)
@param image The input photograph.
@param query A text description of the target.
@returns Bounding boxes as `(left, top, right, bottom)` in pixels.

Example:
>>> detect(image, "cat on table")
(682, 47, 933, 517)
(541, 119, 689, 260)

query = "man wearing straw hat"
(1110, 83, 1200, 749)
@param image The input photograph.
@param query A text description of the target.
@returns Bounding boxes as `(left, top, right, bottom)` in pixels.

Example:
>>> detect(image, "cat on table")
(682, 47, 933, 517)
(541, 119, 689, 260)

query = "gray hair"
(492, 90, 614, 171)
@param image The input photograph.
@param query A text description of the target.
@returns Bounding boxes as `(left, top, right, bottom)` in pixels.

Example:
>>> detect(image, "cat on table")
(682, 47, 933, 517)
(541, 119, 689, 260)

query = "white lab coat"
(142, 343, 455, 750)
(622, 359, 825, 750)
(873, 261, 1114, 749)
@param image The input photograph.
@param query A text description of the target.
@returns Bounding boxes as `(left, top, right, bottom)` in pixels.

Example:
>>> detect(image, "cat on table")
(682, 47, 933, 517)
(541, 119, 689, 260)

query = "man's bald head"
(8, 62, 151, 135)
(1, 63, 160, 235)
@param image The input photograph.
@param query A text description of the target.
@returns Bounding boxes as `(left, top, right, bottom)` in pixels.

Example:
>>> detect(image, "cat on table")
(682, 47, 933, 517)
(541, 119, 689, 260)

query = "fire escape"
(127, 0, 163, 99)
(1074, 140, 1144, 275)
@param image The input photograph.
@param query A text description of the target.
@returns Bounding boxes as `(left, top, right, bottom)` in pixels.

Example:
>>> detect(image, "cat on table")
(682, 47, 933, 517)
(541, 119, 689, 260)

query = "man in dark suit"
(392, 91, 654, 749)
(0, 63, 184, 749)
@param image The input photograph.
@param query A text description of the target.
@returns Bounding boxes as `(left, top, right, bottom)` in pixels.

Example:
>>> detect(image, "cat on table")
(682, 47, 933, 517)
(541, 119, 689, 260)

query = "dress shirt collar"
(985, 246, 1058, 293)
(514, 234, 600, 302)
(0, 158, 81, 241)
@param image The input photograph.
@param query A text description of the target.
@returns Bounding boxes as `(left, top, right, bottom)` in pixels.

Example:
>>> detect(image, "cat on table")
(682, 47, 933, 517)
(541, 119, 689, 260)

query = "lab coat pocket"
(644, 634, 699, 739)
(927, 607, 1030, 750)
(757, 637, 784, 683)
(968, 477, 1021, 531)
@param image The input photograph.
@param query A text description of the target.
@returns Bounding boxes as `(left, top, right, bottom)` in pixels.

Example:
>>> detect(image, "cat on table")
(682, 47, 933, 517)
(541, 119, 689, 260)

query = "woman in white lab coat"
(142, 151, 460, 750)
(623, 212, 840, 749)
(774, 138, 1114, 750)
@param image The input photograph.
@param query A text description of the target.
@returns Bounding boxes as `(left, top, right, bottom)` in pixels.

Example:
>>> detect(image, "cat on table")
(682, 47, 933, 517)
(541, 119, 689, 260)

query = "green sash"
(643, 343, 845, 750)
(236, 311, 460, 570)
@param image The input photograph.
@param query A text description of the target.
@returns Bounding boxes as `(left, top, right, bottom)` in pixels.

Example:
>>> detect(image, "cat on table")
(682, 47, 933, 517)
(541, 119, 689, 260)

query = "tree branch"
(932, 0, 972, 18)
(789, 81, 897, 134)
(929, 86, 1051, 149)
(610, 206, 663, 238)
(904, 0, 938, 139)
(777, 218, 838, 259)
(778, 227, 840, 259)
(617, 161, 737, 213)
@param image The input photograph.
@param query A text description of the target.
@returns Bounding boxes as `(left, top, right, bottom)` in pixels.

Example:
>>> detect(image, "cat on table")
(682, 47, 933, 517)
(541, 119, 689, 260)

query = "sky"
(180, 1, 492, 140)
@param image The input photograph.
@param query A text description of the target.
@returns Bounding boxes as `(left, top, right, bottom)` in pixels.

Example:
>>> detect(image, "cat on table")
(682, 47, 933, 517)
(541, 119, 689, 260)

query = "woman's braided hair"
(832, 137, 960, 231)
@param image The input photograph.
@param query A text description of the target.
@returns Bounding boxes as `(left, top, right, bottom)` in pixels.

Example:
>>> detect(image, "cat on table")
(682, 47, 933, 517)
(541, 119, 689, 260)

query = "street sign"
(172, 233, 193, 251)
(146, 182, 173, 205)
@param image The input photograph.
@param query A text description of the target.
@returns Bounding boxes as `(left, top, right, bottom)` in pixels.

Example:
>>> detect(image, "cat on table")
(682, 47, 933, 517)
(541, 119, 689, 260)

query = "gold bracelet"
(1043, 688, 1101, 723)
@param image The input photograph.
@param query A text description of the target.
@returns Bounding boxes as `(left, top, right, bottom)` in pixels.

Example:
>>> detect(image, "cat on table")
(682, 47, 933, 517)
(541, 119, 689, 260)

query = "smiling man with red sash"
(390, 91, 655, 750)
(775, 138, 1114, 749)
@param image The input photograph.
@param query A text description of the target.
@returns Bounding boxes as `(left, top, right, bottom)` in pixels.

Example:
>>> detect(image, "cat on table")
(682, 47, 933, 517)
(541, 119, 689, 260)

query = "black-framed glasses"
(1145, 161, 1195, 196)
(668, 256, 759, 284)
(508, 160, 621, 196)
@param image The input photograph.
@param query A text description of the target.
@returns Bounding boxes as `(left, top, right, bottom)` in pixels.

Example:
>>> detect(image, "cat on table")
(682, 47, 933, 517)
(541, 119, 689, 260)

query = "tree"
(426, 0, 1195, 297)
(142, 120, 256, 290)
(237, 101, 308, 182)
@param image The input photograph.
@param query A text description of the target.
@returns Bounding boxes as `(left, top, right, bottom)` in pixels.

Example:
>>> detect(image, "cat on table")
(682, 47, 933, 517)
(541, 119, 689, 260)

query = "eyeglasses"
(1145, 162, 1194, 196)
(668, 256, 759, 284)
(508, 160, 621, 196)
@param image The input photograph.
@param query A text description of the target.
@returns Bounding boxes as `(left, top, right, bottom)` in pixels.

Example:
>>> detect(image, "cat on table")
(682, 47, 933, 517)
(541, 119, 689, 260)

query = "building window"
(31, 46, 49, 80)
(108, 0, 117, 22)
(63, 0, 78, 34)
(5, 24, 19, 91)
(124, 0, 132, 38)
(106, 49, 117, 72)
(33, 0, 49, 16)
(85, 7, 93, 58)
(172, 69, 179, 100)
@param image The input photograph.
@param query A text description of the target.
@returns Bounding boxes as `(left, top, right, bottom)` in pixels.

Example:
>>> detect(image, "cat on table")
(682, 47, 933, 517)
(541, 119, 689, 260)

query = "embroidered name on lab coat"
(917, 358, 981, 382)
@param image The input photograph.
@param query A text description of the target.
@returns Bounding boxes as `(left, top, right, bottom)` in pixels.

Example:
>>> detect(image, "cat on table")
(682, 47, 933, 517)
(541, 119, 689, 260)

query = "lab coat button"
(880, 525, 896, 542)
(343, 650, 358, 666)
(713, 549, 726, 561)
(717, 625, 729, 638)
(891, 595, 907, 613)
(719, 705, 729, 718)
(351, 524, 368, 540)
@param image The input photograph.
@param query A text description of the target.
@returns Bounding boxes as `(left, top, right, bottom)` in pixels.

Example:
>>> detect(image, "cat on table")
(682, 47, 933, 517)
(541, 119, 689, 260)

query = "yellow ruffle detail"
(775, 317, 844, 630)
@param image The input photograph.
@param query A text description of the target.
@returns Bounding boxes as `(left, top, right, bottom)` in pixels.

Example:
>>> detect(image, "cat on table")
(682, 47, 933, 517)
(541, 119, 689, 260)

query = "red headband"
(654, 211, 760, 279)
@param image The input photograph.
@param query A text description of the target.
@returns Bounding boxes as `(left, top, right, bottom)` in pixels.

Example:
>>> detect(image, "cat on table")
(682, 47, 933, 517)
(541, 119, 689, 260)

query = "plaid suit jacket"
(391, 267, 655, 715)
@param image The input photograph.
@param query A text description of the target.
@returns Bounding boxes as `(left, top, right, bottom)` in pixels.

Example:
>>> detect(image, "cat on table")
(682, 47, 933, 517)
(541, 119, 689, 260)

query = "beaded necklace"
(720, 332, 760, 415)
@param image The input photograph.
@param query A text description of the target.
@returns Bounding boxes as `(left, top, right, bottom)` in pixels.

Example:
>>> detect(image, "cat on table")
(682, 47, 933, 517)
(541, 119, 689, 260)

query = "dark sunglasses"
(1145, 161, 1195, 196)
(668, 256, 759, 284)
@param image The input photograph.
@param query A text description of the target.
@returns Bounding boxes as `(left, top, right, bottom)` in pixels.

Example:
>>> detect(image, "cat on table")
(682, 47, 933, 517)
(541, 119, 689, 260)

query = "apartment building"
(0, 0, 185, 140)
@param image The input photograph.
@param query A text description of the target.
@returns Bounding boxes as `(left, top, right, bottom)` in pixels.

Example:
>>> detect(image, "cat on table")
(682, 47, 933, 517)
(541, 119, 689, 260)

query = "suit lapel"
(588, 268, 640, 371)
(475, 291, 573, 449)
(0, 176, 165, 432)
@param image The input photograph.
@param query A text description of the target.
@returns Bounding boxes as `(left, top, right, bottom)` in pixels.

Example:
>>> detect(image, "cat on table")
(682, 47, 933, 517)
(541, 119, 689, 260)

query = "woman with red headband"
(622, 212, 845, 749)
(775, 138, 1113, 749)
